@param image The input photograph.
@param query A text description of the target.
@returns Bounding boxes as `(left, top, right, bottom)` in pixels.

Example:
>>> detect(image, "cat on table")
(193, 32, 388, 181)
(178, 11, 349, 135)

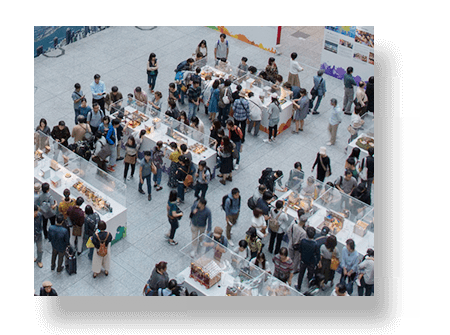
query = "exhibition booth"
(34, 131, 127, 246)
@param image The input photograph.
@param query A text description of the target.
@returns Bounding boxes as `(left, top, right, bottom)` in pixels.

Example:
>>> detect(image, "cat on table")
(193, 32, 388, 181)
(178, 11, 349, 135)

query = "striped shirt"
(272, 254, 293, 282)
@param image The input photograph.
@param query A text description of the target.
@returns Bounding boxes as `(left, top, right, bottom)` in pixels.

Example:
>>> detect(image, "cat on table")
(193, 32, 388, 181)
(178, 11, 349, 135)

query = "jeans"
(153, 168, 162, 185)
(234, 119, 247, 143)
(177, 84, 185, 104)
(51, 248, 65, 272)
(218, 105, 230, 127)
(74, 108, 80, 124)
(148, 74, 157, 91)
(88, 246, 94, 260)
(35, 235, 43, 263)
(194, 183, 208, 199)
(169, 218, 179, 240)
(139, 174, 152, 195)
(234, 141, 241, 164)
(311, 95, 323, 111)
(340, 272, 357, 295)
(177, 181, 185, 201)
(268, 125, 278, 140)
(188, 102, 198, 120)
(357, 276, 374, 296)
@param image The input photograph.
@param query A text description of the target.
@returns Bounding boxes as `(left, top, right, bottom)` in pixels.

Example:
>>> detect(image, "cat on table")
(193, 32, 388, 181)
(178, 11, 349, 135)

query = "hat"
(42, 281, 52, 287)
(319, 147, 326, 155)
(34, 183, 41, 192)
(270, 93, 278, 99)
(213, 226, 223, 237)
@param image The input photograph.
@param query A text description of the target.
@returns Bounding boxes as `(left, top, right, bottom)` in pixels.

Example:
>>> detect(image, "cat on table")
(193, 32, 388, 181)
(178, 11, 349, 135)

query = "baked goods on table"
(356, 136, 374, 151)
(189, 143, 207, 155)
(190, 256, 222, 289)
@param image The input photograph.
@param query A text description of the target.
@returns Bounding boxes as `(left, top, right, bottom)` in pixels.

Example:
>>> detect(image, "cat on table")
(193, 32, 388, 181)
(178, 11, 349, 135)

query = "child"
(126, 93, 135, 106)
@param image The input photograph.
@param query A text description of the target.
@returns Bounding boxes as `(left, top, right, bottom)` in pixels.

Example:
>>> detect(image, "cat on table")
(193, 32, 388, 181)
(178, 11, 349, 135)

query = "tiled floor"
(34, 26, 374, 296)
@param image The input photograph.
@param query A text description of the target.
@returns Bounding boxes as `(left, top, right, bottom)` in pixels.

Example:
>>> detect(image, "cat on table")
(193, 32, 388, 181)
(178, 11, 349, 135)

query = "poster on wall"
(320, 26, 374, 83)
(208, 26, 278, 54)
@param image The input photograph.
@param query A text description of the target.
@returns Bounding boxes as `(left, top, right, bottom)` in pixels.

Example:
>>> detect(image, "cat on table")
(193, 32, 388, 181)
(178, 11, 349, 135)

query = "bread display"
(354, 220, 369, 237)
(189, 143, 207, 155)
(72, 181, 112, 213)
(356, 136, 374, 151)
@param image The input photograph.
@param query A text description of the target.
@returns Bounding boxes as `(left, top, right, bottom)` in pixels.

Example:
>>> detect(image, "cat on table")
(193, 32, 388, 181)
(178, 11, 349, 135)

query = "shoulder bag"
(268, 210, 283, 232)
(330, 249, 340, 271)
(319, 155, 331, 177)
(310, 78, 323, 97)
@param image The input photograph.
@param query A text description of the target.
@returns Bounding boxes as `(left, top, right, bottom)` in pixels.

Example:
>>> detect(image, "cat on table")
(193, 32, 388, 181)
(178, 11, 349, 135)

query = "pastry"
(65, 173, 71, 178)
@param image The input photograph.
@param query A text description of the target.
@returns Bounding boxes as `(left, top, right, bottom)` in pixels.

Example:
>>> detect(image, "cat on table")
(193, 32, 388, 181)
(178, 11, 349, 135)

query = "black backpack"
(221, 194, 241, 211)
(247, 196, 257, 210)
(258, 167, 273, 185)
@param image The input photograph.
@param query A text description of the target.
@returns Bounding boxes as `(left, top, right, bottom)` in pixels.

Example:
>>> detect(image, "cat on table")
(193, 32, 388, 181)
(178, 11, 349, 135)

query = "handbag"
(310, 78, 323, 97)
(86, 236, 95, 249)
(182, 165, 193, 187)
(319, 155, 331, 178)
(330, 250, 340, 271)
(151, 162, 157, 175)
(124, 154, 136, 165)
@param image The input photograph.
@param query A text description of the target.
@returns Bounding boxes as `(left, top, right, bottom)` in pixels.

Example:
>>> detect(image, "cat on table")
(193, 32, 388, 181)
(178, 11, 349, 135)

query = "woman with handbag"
(318, 235, 340, 290)
(264, 94, 282, 143)
(167, 142, 181, 188)
(217, 136, 234, 185)
(175, 156, 190, 204)
(292, 88, 309, 133)
(251, 208, 268, 240)
(311, 146, 331, 182)
(339, 238, 360, 295)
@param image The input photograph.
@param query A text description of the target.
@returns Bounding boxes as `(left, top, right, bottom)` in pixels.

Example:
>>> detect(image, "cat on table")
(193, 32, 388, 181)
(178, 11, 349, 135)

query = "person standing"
(92, 131, 109, 172)
(214, 33, 229, 65)
(319, 235, 340, 289)
(34, 183, 41, 207)
(84, 205, 100, 261)
(327, 98, 343, 146)
(286, 162, 304, 192)
(245, 227, 263, 260)
(134, 86, 148, 113)
(267, 200, 289, 255)
(50, 121, 71, 148)
(355, 81, 368, 116)
(359, 147, 374, 193)
(194, 160, 211, 200)
(207, 80, 220, 121)
(343, 67, 357, 115)
(226, 120, 243, 169)
(224, 187, 241, 247)
(58, 188, 75, 231)
(295, 226, 320, 292)
(247, 92, 263, 136)
(310, 69, 327, 115)
(292, 88, 309, 133)
(106, 86, 123, 114)
(105, 118, 120, 172)
(90, 74, 106, 112)
(187, 80, 201, 121)
(217, 79, 233, 127)
(272, 247, 294, 285)
(147, 53, 158, 93)
(71, 115, 92, 143)
(251, 207, 267, 240)
(38, 182, 57, 239)
(145, 262, 169, 294)
(264, 94, 281, 143)
(123, 135, 139, 182)
(347, 105, 365, 148)
(78, 98, 92, 120)
(67, 197, 85, 256)
(286, 209, 307, 273)
(189, 197, 212, 255)
(152, 141, 164, 191)
(335, 169, 358, 211)
(339, 238, 360, 295)
(139, 151, 154, 201)
(217, 136, 234, 185)
(34, 204, 44, 268)
(287, 52, 303, 87)
(149, 91, 163, 115)
(365, 76, 374, 115)
(48, 214, 69, 273)
(167, 142, 181, 188)
(195, 40, 208, 60)
(357, 248, 375, 296)
(92, 220, 112, 278)
(166, 190, 183, 246)
(311, 146, 331, 182)
(175, 156, 191, 204)
(72, 83, 85, 124)
(232, 92, 250, 144)
(265, 57, 278, 83)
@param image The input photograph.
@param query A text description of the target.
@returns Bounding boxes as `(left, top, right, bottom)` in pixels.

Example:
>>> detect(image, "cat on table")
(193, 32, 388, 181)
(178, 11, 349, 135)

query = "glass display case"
(34, 131, 128, 244)
(177, 234, 302, 296)
(232, 72, 292, 106)
(34, 130, 78, 167)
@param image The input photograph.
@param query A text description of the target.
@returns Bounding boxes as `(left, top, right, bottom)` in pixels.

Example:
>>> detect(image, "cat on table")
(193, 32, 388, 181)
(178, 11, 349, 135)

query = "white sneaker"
(326, 142, 332, 146)
(190, 250, 196, 258)
(355, 278, 361, 287)
(127, 176, 132, 181)
(228, 240, 234, 247)
(234, 164, 239, 170)
(263, 139, 271, 143)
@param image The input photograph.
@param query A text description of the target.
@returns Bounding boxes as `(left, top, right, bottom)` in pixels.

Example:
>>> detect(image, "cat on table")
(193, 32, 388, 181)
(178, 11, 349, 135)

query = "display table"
(34, 152, 127, 245)
(114, 106, 218, 176)
(276, 188, 373, 256)
(177, 234, 302, 296)
(200, 65, 293, 136)
(348, 133, 374, 160)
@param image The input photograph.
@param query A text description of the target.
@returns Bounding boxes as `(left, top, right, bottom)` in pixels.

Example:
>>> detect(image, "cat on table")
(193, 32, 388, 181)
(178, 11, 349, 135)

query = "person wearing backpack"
(268, 200, 290, 255)
(359, 147, 374, 193)
(105, 118, 120, 172)
(217, 79, 233, 127)
(214, 33, 229, 65)
(223, 188, 241, 247)
(232, 92, 250, 144)
(87, 103, 105, 136)
(67, 197, 85, 256)
(226, 119, 243, 169)
(37, 182, 58, 240)
(71, 115, 92, 143)
(194, 160, 211, 200)
(91, 220, 112, 278)
(91, 131, 110, 172)
(84, 205, 100, 261)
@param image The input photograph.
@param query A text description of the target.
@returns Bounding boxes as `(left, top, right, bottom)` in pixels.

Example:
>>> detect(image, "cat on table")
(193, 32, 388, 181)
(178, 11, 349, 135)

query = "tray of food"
(318, 211, 344, 235)
(189, 143, 207, 155)
(72, 181, 112, 213)
(356, 136, 374, 151)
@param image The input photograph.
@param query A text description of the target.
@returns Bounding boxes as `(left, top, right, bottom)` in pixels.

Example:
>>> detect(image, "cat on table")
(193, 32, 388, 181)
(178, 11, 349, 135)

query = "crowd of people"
(35, 32, 374, 296)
